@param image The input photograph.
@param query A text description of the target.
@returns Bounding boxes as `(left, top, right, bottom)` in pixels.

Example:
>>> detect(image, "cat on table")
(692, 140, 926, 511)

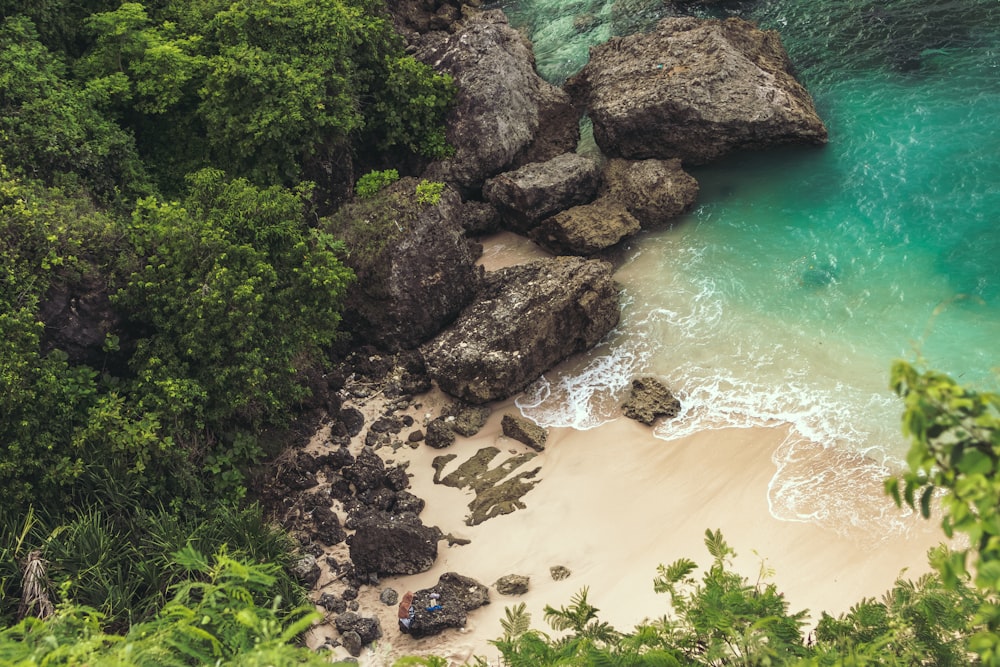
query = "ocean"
(488, 0, 1000, 537)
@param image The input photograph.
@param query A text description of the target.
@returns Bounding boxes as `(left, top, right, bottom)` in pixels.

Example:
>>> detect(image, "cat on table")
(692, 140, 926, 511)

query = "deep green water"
(493, 0, 1000, 535)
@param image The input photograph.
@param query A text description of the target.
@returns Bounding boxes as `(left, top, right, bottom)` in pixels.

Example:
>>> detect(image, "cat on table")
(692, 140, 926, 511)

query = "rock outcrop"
(327, 177, 481, 350)
(417, 10, 580, 190)
(567, 17, 828, 165)
(406, 572, 490, 638)
(501, 413, 548, 451)
(422, 257, 620, 404)
(347, 510, 440, 577)
(483, 152, 601, 233)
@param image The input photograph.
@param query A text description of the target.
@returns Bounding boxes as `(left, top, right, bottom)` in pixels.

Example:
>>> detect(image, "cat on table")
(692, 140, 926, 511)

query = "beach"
(303, 231, 951, 665)
(316, 399, 945, 666)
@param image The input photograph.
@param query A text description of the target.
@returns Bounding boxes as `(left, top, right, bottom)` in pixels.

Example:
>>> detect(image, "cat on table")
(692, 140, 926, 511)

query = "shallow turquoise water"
(493, 0, 1000, 534)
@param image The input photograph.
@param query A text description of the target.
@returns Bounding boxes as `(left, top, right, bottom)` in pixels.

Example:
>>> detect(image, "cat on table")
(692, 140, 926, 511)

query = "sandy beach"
(306, 232, 950, 665)
(309, 393, 947, 666)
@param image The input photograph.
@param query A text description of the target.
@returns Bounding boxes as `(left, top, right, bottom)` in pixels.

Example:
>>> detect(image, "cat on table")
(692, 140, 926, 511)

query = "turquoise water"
(494, 0, 1000, 536)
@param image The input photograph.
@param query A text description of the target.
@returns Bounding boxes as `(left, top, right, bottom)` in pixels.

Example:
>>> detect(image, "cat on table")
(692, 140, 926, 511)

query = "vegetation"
(2, 0, 998, 662)
(1, 0, 454, 658)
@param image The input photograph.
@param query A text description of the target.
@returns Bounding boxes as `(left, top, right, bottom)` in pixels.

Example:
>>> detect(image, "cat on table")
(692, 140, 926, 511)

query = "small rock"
(550, 565, 572, 581)
(501, 414, 547, 451)
(495, 574, 530, 596)
(340, 630, 363, 657)
(425, 418, 457, 449)
(292, 555, 321, 588)
(408, 430, 425, 442)
(380, 588, 400, 606)
(622, 377, 681, 425)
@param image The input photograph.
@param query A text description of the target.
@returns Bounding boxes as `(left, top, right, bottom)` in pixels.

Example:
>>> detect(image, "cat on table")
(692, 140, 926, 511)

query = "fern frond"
(499, 602, 531, 638)
(704, 529, 734, 563)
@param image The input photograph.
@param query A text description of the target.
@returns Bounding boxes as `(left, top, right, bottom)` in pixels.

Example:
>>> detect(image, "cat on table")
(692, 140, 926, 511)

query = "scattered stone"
(342, 586, 359, 601)
(622, 377, 681, 425)
(318, 593, 344, 613)
(550, 565, 572, 581)
(446, 404, 492, 437)
(340, 630, 362, 657)
(380, 588, 400, 606)
(407, 430, 425, 443)
(495, 574, 530, 596)
(292, 555, 321, 588)
(340, 407, 365, 437)
(425, 418, 457, 449)
(501, 414, 548, 451)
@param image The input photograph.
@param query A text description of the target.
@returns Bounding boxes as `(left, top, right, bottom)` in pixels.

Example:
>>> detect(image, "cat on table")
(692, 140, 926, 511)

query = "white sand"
(307, 233, 949, 665)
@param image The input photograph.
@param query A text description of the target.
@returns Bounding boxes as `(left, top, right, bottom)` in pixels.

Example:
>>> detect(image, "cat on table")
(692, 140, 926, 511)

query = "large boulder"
(348, 510, 440, 577)
(407, 572, 490, 638)
(417, 10, 580, 190)
(327, 177, 481, 350)
(530, 198, 641, 256)
(422, 257, 620, 404)
(482, 153, 602, 233)
(600, 158, 699, 226)
(567, 17, 827, 165)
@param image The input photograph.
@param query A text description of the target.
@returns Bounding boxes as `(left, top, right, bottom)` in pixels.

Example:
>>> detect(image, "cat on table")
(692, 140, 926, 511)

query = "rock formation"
(327, 177, 481, 350)
(530, 198, 641, 255)
(567, 17, 828, 165)
(422, 257, 620, 404)
(416, 10, 580, 190)
(600, 158, 700, 226)
(406, 572, 490, 638)
(622, 376, 682, 425)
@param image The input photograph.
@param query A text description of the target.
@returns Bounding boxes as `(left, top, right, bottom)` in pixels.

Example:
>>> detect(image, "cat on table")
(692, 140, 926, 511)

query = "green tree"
(0, 16, 150, 206)
(887, 360, 1000, 663)
(114, 169, 353, 493)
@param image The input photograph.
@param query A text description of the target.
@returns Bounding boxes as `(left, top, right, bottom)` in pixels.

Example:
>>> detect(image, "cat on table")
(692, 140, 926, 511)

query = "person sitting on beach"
(397, 591, 415, 633)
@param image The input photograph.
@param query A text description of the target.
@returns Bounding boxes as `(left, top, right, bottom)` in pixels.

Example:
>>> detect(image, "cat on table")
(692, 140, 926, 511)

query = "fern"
(703, 528, 734, 564)
(499, 602, 531, 638)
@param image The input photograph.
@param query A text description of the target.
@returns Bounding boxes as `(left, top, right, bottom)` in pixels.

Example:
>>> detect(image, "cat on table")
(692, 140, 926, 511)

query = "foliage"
(114, 169, 353, 491)
(887, 360, 1000, 663)
(649, 529, 809, 666)
(1, 501, 304, 630)
(0, 16, 150, 207)
(355, 168, 400, 198)
(415, 179, 445, 206)
(0, 547, 326, 666)
(71, 0, 455, 190)
(807, 559, 984, 666)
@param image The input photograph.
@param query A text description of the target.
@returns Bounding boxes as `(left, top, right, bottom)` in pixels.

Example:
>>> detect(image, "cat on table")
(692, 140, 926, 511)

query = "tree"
(887, 360, 1000, 664)
(114, 169, 354, 494)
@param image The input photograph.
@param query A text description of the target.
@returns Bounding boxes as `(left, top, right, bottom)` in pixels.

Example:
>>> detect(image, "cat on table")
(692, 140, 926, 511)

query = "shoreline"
(318, 401, 947, 666)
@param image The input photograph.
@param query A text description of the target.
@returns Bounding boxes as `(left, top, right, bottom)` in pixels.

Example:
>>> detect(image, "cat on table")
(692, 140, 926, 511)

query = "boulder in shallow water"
(567, 17, 828, 164)
(622, 377, 681, 425)
(600, 158, 700, 226)
(530, 197, 641, 255)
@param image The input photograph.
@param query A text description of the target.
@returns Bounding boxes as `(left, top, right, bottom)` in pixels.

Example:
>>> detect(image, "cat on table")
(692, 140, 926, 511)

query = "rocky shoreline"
(254, 1, 829, 661)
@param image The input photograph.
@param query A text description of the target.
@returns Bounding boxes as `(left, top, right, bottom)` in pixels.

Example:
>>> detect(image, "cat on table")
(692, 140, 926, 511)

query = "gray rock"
(418, 11, 580, 190)
(567, 17, 827, 165)
(494, 574, 530, 596)
(550, 565, 572, 581)
(422, 257, 620, 404)
(425, 418, 457, 449)
(531, 197, 641, 255)
(340, 630, 362, 657)
(600, 158, 699, 226)
(483, 153, 602, 233)
(335, 611, 382, 648)
(501, 414, 548, 452)
(329, 177, 481, 350)
(445, 404, 492, 437)
(292, 555, 321, 588)
(380, 588, 400, 606)
(622, 377, 681, 425)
